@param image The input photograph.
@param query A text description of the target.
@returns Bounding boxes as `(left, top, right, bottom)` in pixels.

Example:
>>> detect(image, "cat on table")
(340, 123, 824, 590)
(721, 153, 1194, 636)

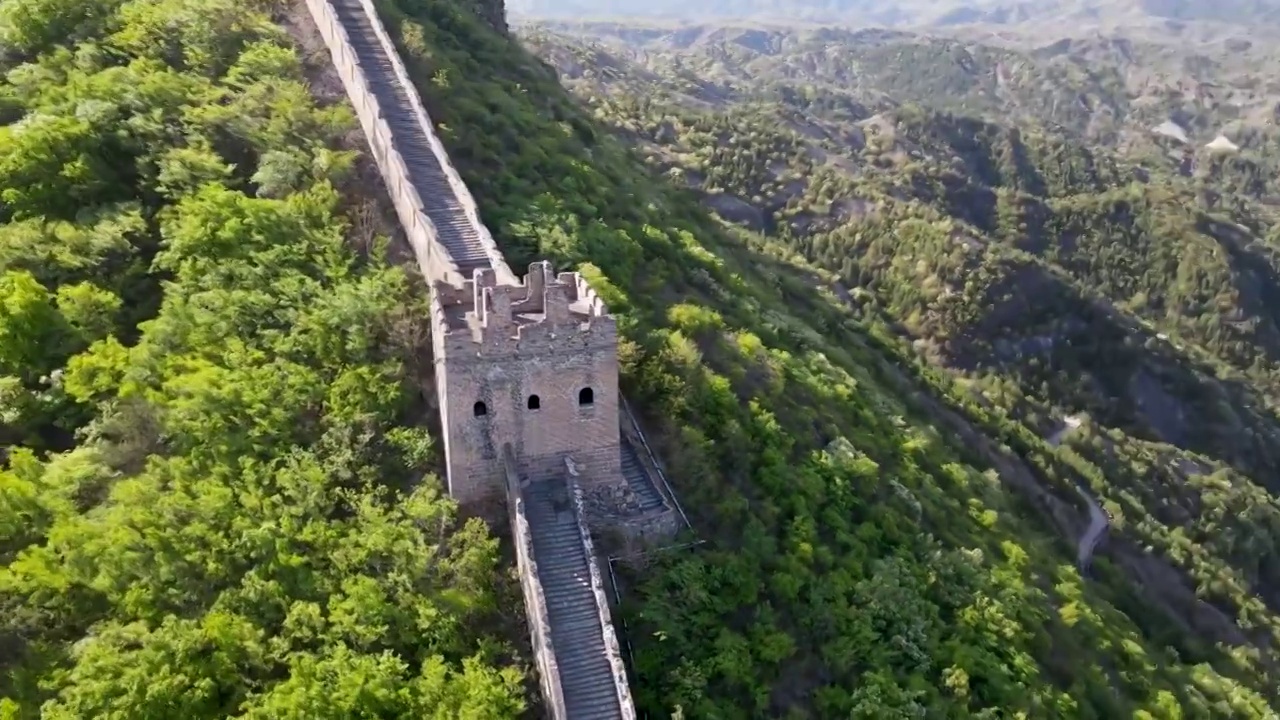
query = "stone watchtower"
(432, 261, 623, 505)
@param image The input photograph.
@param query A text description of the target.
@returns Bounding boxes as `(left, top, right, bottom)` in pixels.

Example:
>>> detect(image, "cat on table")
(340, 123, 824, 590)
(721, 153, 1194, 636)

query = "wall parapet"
(566, 467, 639, 720)
(502, 450, 567, 719)
(301, 0, 515, 286)
(433, 262, 617, 358)
(620, 396, 691, 531)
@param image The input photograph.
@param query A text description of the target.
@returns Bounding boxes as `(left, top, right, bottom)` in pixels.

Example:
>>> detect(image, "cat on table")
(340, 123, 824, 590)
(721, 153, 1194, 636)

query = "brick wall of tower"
(441, 340, 622, 502)
(437, 264, 624, 505)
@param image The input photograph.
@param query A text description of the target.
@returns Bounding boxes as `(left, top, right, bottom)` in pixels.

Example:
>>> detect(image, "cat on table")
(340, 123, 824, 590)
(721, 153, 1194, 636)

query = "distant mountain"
(508, 0, 1280, 29)
(527, 18, 1280, 150)
(507, 0, 891, 23)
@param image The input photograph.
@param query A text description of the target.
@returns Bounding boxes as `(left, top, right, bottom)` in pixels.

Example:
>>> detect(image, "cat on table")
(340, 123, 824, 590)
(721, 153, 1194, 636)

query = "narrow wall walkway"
(299, 0, 635, 715)
(524, 477, 632, 718)
(331, 0, 494, 274)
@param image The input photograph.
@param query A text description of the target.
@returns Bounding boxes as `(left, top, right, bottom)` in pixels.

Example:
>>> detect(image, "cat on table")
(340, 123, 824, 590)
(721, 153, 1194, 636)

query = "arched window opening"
(527, 394, 541, 410)
(473, 401, 487, 417)
(578, 387, 594, 406)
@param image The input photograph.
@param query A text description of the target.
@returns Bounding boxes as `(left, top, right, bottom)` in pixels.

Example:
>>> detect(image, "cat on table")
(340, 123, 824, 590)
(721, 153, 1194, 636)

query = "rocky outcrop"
(465, 0, 507, 34)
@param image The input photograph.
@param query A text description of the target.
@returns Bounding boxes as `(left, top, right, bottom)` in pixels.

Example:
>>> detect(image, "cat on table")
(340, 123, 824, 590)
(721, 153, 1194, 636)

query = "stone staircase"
(330, 0, 493, 276)
(620, 440, 666, 513)
(523, 479, 629, 718)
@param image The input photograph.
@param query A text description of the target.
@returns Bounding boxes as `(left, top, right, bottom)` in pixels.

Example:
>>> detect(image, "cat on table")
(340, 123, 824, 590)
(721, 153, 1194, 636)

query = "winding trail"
(1047, 417, 1110, 571)
(1075, 488, 1109, 571)
(828, 282, 1112, 572)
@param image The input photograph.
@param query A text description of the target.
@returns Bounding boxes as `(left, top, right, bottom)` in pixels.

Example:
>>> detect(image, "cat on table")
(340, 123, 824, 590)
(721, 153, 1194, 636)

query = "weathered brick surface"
(439, 262, 624, 505)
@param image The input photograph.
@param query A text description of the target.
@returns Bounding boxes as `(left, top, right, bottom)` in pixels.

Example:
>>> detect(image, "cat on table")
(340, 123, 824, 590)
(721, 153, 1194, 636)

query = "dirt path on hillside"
(1046, 416, 1110, 571)
(825, 281, 1111, 567)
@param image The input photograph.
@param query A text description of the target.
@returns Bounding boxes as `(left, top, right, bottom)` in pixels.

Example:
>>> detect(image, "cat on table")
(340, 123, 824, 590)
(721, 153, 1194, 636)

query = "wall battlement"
(434, 261, 623, 505)
(434, 261, 615, 362)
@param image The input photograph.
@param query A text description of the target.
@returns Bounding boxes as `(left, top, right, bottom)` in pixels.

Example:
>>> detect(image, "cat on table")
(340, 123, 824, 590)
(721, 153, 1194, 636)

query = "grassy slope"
(374, 1, 1279, 717)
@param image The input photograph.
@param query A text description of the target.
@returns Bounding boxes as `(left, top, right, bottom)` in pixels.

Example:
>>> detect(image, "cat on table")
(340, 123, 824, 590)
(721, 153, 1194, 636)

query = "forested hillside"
(529, 20, 1280, 160)
(0, 0, 526, 716)
(372, 2, 1280, 717)
(514, 15, 1280, 718)
(509, 0, 1280, 28)
(4, 0, 1280, 717)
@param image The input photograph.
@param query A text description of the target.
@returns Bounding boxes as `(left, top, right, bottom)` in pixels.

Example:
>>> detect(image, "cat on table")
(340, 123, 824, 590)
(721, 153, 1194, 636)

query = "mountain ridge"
(509, 0, 1280, 32)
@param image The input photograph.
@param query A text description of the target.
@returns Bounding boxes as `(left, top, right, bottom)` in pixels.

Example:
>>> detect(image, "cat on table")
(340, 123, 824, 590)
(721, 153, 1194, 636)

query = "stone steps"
(330, 0, 493, 276)
(620, 440, 666, 513)
(523, 479, 626, 719)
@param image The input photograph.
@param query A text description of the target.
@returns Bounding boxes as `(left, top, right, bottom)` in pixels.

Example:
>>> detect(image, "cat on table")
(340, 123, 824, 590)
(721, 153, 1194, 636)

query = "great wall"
(300, 0, 684, 715)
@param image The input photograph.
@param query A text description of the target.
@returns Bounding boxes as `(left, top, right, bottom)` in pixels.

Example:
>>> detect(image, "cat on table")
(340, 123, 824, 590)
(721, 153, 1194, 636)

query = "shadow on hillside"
(1200, 216, 1280, 365)
(944, 246, 1280, 489)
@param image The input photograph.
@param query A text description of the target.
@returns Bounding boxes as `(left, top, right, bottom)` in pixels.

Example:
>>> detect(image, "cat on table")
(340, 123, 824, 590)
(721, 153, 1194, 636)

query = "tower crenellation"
(434, 261, 623, 505)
